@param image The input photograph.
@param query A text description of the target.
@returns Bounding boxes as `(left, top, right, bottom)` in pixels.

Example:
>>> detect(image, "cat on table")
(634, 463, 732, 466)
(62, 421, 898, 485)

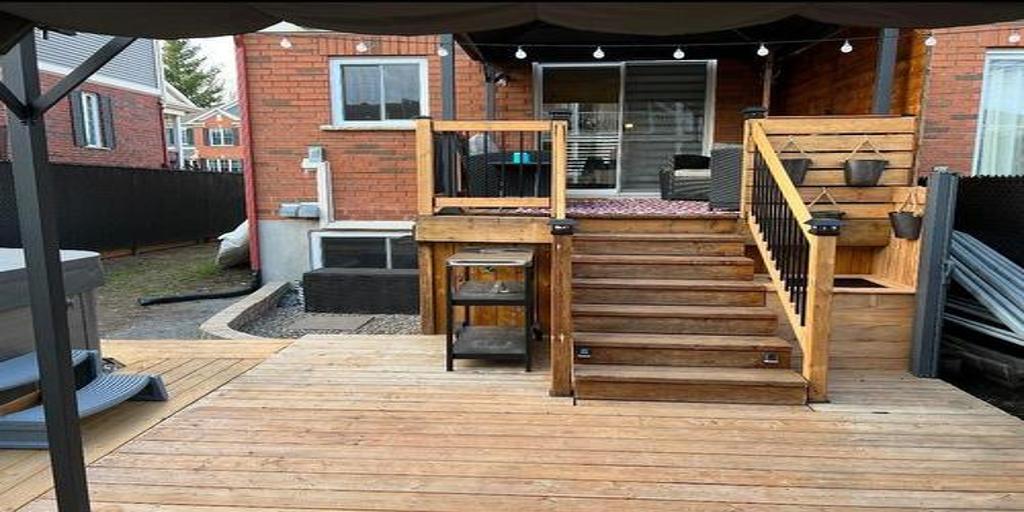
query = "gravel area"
(239, 286, 420, 338)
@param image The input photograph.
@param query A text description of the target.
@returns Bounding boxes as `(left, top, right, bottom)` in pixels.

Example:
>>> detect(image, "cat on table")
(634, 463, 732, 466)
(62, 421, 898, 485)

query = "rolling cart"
(445, 248, 535, 371)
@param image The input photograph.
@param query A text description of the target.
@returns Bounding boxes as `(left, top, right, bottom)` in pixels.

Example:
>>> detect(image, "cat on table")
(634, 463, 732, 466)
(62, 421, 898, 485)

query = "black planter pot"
(781, 158, 811, 185)
(843, 159, 888, 186)
(811, 210, 845, 221)
(889, 211, 923, 240)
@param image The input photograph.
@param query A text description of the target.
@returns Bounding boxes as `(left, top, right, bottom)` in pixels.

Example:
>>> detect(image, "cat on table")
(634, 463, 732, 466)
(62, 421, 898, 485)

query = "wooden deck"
(9, 336, 1024, 511)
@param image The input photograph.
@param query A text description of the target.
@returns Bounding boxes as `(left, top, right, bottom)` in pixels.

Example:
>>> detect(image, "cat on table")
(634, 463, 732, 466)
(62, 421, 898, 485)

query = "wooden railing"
(745, 120, 837, 401)
(415, 119, 567, 220)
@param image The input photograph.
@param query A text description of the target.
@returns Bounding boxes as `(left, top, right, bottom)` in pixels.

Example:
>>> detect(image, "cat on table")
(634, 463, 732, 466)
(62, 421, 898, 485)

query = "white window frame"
(328, 57, 429, 129)
(80, 92, 105, 149)
(309, 227, 416, 270)
(208, 127, 235, 146)
(973, 49, 1024, 176)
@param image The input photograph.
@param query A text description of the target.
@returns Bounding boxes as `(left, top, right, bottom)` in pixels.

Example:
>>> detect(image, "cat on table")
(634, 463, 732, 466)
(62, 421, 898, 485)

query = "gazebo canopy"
(1, 2, 1024, 51)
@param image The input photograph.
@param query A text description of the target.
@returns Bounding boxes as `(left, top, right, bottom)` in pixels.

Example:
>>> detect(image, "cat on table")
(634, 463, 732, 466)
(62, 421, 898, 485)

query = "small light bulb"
(515, 46, 527, 60)
(756, 43, 769, 57)
(355, 41, 369, 53)
(840, 40, 853, 54)
(673, 47, 685, 60)
(279, 37, 292, 49)
(437, 44, 449, 57)
(924, 35, 937, 47)
(1009, 32, 1022, 44)
(593, 46, 605, 59)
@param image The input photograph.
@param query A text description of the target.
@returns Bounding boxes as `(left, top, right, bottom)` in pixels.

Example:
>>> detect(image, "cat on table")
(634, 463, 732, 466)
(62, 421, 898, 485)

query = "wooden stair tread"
(572, 254, 752, 266)
(573, 332, 792, 351)
(572, 303, 777, 319)
(572, 278, 765, 291)
(574, 365, 807, 387)
(574, 233, 745, 242)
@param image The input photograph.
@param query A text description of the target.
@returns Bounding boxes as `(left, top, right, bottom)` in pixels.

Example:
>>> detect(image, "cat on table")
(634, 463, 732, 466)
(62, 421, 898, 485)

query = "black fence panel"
(954, 176, 1024, 268)
(0, 162, 245, 252)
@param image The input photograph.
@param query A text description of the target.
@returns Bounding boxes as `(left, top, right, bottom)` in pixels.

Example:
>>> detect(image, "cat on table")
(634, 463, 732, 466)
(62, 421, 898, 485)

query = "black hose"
(137, 271, 261, 307)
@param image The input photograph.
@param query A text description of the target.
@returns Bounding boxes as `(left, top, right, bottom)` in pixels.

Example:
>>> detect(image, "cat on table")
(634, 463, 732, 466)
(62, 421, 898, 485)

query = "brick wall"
(0, 71, 165, 168)
(772, 29, 927, 117)
(242, 32, 487, 221)
(917, 24, 1023, 175)
(192, 116, 245, 162)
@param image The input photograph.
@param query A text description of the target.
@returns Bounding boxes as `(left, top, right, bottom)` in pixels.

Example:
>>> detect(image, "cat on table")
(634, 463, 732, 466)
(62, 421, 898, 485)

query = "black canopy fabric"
(2, 2, 1024, 52)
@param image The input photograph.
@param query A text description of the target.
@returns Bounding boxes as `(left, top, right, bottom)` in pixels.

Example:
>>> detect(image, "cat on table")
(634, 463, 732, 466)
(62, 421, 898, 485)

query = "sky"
(189, 36, 238, 101)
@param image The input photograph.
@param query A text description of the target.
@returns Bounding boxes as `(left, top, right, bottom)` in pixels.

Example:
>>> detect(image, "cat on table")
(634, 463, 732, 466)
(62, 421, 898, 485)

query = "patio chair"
(659, 154, 711, 200)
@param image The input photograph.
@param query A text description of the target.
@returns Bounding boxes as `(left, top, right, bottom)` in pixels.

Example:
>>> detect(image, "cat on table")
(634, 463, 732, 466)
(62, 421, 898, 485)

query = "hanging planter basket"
(889, 189, 923, 240)
(843, 137, 888, 187)
(778, 136, 812, 185)
(807, 187, 845, 221)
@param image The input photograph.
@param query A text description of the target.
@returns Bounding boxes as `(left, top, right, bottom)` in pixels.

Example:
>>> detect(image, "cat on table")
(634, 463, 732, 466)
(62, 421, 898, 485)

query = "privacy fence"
(0, 162, 245, 253)
(954, 175, 1024, 268)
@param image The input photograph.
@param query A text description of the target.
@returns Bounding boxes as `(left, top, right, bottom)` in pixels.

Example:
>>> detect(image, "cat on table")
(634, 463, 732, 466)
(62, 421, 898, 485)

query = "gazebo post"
(1, 30, 134, 512)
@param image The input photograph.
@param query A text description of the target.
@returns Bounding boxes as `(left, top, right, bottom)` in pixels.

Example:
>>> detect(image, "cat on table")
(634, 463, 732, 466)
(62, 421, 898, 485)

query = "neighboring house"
(0, 30, 166, 168)
(177, 101, 244, 172)
(162, 81, 202, 169)
(917, 22, 1024, 176)
(239, 23, 1020, 282)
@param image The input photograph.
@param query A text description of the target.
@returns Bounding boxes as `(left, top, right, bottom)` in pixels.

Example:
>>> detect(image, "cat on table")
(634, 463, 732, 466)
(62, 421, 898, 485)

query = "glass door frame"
(533, 60, 718, 197)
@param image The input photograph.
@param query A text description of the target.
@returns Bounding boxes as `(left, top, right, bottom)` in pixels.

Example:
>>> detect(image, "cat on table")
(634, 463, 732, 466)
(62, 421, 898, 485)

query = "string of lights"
(275, 25, 1022, 60)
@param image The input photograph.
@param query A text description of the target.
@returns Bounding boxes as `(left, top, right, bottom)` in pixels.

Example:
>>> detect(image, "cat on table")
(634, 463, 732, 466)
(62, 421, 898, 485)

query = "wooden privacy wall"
(745, 116, 919, 248)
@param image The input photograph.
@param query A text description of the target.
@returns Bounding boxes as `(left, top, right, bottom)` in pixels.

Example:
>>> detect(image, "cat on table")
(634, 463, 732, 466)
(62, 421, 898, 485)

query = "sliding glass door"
(539, 65, 622, 191)
(536, 61, 714, 194)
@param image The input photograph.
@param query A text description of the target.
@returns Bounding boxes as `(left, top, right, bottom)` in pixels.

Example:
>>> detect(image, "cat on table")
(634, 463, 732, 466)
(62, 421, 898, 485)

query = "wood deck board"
(10, 336, 1024, 511)
(1, 339, 290, 512)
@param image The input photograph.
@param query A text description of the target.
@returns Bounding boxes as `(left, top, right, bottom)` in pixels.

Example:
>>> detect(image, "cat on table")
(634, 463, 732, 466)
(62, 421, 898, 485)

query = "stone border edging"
(200, 281, 291, 339)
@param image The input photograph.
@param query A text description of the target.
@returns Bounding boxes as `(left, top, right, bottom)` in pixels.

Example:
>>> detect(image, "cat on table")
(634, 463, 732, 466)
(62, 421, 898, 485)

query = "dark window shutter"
(69, 92, 86, 147)
(99, 94, 116, 149)
(231, 127, 240, 145)
(203, 128, 210, 145)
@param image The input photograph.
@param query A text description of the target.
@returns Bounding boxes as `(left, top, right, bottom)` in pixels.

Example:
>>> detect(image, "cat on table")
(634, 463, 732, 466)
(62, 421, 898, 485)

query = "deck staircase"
(571, 219, 809, 405)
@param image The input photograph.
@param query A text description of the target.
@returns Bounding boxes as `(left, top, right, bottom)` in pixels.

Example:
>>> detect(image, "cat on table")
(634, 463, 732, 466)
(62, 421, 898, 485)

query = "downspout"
(235, 34, 261, 275)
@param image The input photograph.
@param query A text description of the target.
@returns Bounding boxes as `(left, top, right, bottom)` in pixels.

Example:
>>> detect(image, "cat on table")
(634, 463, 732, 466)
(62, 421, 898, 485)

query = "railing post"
(740, 107, 768, 218)
(804, 218, 840, 402)
(550, 120, 568, 220)
(415, 117, 434, 216)
(549, 218, 576, 397)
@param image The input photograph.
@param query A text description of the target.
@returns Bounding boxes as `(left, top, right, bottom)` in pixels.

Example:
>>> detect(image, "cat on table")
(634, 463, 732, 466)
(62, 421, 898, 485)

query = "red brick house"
(0, 31, 166, 168)
(239, 21, 1021, 282)
(170, 101, 245, 172)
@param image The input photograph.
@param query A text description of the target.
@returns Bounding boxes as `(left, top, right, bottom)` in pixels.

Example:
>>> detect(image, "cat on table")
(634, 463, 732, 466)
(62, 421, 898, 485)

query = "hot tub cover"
(0, 248, 103, 311)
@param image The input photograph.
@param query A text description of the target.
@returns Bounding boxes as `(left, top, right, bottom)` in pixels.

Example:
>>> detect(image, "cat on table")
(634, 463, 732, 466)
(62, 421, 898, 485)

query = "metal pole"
(910, 168, 959, 377)
(872, 28, 899, 114)
(440, 34, 456, 120)
(485, 64, 497, 120)
(2, 32, 91, 512)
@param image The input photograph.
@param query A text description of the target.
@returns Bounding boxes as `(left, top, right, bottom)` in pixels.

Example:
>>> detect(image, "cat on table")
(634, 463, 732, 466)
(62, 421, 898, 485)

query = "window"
(329, 58, 428, 127)
(81, 92, 104, 148)
(182, 128, 195, 146)
(974, 50, 1024, 176)
(207, 127, 237, 146)
(165, 127, 176, 146)
(317, 232, 418, 270)
(72, 91, 114, 149)
(203, 158, 242, 173)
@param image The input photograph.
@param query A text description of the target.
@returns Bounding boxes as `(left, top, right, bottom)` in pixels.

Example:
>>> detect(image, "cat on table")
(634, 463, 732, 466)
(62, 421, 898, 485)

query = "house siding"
(35, 32, 160, 90)
(916, 23, 1024, 175)
(0, 71, 165, 168)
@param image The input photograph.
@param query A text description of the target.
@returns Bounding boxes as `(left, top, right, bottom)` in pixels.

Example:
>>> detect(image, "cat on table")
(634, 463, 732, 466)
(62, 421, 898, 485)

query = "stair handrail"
(745, 120, 838, 402)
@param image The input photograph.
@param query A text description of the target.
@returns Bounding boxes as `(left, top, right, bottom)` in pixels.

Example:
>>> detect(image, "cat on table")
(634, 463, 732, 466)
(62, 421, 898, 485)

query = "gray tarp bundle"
(4, 2, 1024, 54)
(946, 231, 1024, 349)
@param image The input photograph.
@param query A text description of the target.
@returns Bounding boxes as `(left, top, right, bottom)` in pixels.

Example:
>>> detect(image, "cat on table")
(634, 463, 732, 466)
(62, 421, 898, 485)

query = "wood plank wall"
(745, 116, 921, 254)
